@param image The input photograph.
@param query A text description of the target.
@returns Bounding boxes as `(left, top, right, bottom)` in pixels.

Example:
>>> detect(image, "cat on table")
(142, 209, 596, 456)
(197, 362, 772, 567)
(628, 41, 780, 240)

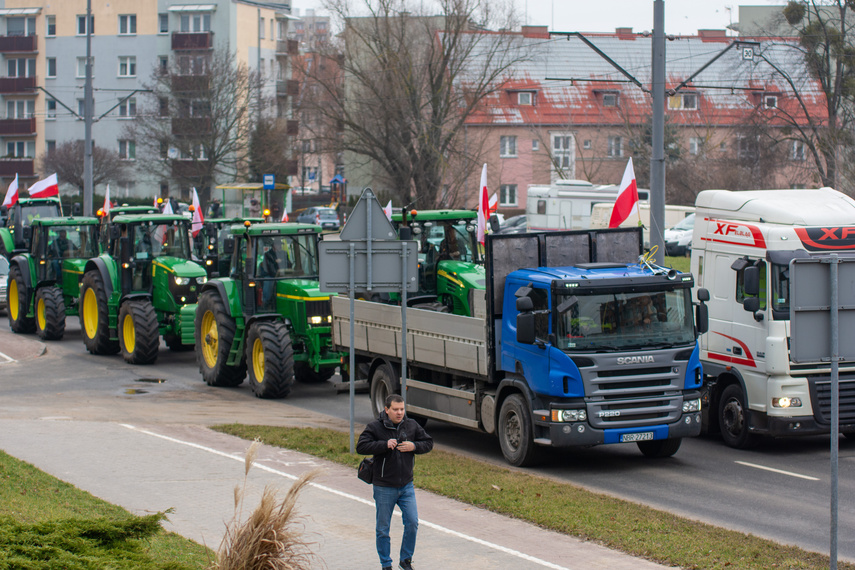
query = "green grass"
(0, 450, 212, 569)
(213, 424, 853, 570)
(664, 255, 691, 273)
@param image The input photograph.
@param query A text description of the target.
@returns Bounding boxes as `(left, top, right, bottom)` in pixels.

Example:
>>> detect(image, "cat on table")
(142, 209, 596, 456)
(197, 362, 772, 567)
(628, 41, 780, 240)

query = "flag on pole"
(102, 184, 111, 215)
(28, 173, 59, 198)
(383, 200, 393, 222)
(162, 199, 174, 215)
(488, 193, 498, 216)
(191, 188, 204, 237)
(608, 158, 639, 228)
(2, 174, 18, 208)
(476, 163, 489, 245)
(281, 208, 289, 222)
(153, 196, 158, 208)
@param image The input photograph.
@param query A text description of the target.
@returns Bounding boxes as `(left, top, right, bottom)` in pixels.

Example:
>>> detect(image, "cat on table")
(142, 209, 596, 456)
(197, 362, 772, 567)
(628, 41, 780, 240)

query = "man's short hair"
(385, 394, 404, 408)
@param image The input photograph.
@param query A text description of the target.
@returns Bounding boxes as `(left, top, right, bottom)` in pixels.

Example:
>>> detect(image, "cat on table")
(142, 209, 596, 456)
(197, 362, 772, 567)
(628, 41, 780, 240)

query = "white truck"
(525, 180, 650, 231)
(691, 188, 855, 447)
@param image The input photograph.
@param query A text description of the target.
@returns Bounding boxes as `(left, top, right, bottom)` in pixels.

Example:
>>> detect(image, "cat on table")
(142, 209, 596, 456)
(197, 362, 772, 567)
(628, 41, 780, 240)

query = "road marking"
(735, 460, 820, 481)
(121, 424, 570, 570)
(0, 351, 14, 364)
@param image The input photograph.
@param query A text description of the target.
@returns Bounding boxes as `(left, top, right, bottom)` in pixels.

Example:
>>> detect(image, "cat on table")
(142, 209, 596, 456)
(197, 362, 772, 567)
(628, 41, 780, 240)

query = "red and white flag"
(162, 200, 174, 215)
(608, 158, 639, 228)
(102, 184, 112, 215)
(383, 200, 393, 222)
(28, 173, 59, 198)
(191, 188, 204, 237)
(488, 193, 498, 215)
(476, 163, 489, 245)
(2, 174, 18, 208)
(281, 208, 289, 222)
(153, 196, 159, 208)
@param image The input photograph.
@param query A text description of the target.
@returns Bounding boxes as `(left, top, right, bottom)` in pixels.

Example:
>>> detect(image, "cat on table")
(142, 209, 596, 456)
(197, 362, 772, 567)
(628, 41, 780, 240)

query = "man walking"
(357, 394, 433, 570)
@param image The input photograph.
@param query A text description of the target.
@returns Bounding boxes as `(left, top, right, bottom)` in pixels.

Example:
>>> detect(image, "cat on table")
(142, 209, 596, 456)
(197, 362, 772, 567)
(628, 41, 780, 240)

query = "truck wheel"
(246, 321, 295, 399)
(498, 393, 539, 467)
(35, 286, 66, 340)
(295, 362, 336, 383)
(195, 290, 246, 387)
(637, 438, 682, 458)
(80, 270, 119, 355)
(370, 362, 399, 419)
(119, 300, 160, 365)
(718, 384, 759, 449)
(7, 265, 35, 334)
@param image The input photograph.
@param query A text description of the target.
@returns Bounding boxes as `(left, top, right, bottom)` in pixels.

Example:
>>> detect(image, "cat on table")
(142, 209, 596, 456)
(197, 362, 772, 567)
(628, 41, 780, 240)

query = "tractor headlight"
(551, 409, 587, 422)
(682, 398, 701, 413)
(174, 276, 189, 285)
(310, 316, 323, 324)
(196, 276, 207, 284)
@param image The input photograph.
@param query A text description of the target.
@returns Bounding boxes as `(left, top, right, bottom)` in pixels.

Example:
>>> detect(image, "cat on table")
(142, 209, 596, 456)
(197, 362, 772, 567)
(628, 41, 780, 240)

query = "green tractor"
(193, 217, 264, 279)
(6, 217, 101, 339)
(391, 209, 486, 316)
(0, 197, 63, 260)
(79, 213, 208, 364)
(195, 222, 343, 398)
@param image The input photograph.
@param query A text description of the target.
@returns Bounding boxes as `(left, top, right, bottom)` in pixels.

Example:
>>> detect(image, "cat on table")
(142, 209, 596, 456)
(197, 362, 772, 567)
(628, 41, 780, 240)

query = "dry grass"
(213, 440, 323, 570)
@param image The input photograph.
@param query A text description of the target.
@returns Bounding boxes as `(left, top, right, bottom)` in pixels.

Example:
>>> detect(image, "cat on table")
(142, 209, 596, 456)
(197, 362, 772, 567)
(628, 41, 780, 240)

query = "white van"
(525, 180, 650, 231)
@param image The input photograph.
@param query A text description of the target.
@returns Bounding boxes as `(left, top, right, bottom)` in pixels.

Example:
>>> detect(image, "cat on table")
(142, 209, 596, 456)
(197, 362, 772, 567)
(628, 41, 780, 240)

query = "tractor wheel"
(195, 290, 246, 387)
(498, 393, 540, 467)
(295, 362, 336, 384)
(35, 286, 66, 340)
(246, 321, 294, 399)
(637, 438, 682, 458)
(118, 299, 160, 365)
(79, 270, 119, 355)
(718, 384, 760, 449)
(7, 265, 35, 334)
(369, 361, 399, 419)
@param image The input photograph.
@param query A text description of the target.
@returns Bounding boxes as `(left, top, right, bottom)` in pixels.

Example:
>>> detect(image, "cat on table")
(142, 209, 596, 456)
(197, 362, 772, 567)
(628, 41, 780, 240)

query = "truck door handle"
(732, 346, 742, 356)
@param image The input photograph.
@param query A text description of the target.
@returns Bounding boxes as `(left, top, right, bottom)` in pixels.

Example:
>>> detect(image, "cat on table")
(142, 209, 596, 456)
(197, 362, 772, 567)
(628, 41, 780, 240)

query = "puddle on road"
(125, 388, 148, 395)
(137, 378, 166, 384)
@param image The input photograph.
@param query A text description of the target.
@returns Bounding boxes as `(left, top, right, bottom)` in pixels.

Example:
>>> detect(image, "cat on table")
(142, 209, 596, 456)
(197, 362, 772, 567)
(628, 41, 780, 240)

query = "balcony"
(276, 79, 299, 98)
(276, 39, 299, 55)
(286, 120, 298, 136)
(171, 159, 210, 178)
(171, 74, 211, 93)
(0, 158, 34, 177)
(0, 35, 37, 53)
(0, 118, 36, 135)
(171, 117, 211, 136)
(172, 31, 213, 50)
(0, 76, 36, 94)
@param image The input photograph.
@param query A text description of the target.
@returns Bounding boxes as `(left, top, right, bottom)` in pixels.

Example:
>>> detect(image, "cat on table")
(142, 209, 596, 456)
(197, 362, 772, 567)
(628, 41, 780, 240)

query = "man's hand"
(396, 441, 415, 452)
(387, 438, 398, 449)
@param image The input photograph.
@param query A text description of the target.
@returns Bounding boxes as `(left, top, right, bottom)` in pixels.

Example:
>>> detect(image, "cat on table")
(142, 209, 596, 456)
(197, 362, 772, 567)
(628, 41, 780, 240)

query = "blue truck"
(331, 227, 709, 465)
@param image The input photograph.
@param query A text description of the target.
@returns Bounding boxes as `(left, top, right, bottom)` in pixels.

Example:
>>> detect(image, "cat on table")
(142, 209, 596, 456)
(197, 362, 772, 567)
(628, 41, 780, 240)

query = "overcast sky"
(290, 1, 786, 36)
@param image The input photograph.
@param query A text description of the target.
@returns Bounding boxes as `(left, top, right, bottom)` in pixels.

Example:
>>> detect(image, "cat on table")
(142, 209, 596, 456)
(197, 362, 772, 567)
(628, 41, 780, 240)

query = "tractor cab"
(29, 218, 100, 284)
(1, 197, 63, 259)
(196, 217, 264, 278)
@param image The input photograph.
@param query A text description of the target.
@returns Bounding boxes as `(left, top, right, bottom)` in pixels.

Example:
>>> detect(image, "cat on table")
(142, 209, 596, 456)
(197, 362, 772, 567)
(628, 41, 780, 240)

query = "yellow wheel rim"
(200, 310, 218, 368)
(37, 297, 46, 331)
(122, 311, 136, 354)
(252, 337, 265, 383)
(8, 278, 18, 321)
(82, 288, 99, 339)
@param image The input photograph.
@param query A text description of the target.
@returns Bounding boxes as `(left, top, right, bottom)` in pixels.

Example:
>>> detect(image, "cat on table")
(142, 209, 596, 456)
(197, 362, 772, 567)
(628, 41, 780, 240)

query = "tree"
(126, 48, 262, 205)
(303, 0, 525, 208)
(40, 140, 127, 190)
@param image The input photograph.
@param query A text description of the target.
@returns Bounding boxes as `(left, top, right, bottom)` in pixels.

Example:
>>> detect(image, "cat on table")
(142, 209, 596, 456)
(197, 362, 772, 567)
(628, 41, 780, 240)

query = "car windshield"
(670, 214, 694, 232)
(0, 256, 8, 275)
(316, 208, 337, 219)
(256, 233, 319, 279)
(131, 221, 191, 260)
(555, 289, 695, 351)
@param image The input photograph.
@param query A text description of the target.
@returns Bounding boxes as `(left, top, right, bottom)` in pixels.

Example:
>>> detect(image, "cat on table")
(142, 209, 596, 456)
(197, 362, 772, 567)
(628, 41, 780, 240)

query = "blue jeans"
(373, 482, 418, 567)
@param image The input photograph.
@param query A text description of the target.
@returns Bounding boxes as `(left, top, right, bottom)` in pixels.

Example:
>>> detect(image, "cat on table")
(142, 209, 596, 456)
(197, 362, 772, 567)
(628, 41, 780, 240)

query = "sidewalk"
(0, 419, 670, 570)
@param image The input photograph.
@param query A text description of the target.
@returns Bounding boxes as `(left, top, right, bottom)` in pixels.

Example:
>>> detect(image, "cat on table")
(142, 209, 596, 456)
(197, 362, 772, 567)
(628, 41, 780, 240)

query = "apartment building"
(0, 0, 298, 200)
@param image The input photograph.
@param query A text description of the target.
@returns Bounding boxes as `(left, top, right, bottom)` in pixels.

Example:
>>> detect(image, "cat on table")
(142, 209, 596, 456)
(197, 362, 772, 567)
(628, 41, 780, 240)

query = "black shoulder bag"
(357, 457, 374, 484)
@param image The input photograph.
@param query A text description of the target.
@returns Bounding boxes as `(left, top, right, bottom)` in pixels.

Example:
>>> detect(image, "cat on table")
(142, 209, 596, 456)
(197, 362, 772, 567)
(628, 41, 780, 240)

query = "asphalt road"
(1, 319, 852, 563)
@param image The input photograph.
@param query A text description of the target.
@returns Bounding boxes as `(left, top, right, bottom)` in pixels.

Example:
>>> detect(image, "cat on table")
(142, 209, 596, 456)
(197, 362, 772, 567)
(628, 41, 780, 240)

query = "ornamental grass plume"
(214, 439, 323, 570)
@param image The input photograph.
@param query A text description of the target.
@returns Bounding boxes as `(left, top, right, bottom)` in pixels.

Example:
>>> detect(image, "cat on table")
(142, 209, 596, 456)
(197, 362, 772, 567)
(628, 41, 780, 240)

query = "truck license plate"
(620, 432, 654, 442)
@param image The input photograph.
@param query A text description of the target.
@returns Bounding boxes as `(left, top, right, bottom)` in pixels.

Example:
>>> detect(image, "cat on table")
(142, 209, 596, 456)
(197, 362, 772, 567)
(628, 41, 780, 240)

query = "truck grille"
(808, 376, 855, 425)
(579, 352, 685, 429)
(305, 299, 331, 320)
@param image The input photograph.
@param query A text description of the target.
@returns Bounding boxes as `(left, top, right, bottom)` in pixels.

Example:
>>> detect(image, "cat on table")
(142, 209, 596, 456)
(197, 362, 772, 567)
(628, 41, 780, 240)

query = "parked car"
(496, 214, 527, 234)
(664, 213, 695, 256)
(0, 256, 8, 312)
(296, 206, 341, 230)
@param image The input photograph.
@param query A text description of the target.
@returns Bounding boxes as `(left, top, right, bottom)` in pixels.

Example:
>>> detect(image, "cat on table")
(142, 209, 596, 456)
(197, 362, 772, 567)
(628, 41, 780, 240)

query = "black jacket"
(356, 411, 433, 487)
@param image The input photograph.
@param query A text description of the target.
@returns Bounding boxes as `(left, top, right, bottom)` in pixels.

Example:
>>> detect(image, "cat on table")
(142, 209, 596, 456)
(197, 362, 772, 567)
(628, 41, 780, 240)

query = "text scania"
(616, 356, 655, 365)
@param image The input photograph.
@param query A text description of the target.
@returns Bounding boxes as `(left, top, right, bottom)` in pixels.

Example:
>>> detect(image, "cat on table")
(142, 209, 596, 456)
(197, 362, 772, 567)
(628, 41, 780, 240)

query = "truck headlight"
(772, 397, 802, 408)
(682, 399, 701, 413)
(551, 409, 587, 422)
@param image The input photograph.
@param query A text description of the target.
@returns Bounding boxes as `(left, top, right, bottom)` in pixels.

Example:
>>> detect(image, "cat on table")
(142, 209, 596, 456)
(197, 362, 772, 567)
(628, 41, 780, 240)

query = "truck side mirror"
(223, 237, 235, 254)
(516, 296, 533, 312)
(697, 288, 710, 302)
(489, 214, 501, 233)
(743, 297, 764, 321)
(517, 312, 535, 344)
(743, 266, 759, 296)
(696, 303, 708, 334)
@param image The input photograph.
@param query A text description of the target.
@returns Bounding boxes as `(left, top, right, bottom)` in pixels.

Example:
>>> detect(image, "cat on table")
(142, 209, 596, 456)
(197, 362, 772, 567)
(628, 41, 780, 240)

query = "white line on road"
(0, 351, 15, 364)
(735, 460, 820, 481)
(121, 424, 570, 570)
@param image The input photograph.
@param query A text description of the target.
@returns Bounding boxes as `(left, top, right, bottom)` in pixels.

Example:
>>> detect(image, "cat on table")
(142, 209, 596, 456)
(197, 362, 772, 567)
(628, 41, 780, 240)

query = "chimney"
(615, 27, 633, 35)
(698, 29, 727, 40)
(521, 25, 550, 39)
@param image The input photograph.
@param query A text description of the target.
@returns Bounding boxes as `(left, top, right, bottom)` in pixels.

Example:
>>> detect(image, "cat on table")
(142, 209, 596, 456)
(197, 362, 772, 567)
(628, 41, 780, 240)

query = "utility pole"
(649, 0, 666, 264)
(83, 0, 94, 216)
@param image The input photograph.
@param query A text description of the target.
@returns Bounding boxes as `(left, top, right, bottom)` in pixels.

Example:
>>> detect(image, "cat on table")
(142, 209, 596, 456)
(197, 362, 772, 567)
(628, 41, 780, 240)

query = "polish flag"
(162, 200, 174, 215)
(102, 184, 111, 215)
(191, 188, 204, 237)
(281, 208, 289, 222)
(608, 158, 639, 228)
(488, 193, 498, 215)
(383, 199, 393, 222)
(2, 174, 18, 208)
(28, 173, 59, 198)
(153, 196, 159, 208)
(476, 163, 489, 245)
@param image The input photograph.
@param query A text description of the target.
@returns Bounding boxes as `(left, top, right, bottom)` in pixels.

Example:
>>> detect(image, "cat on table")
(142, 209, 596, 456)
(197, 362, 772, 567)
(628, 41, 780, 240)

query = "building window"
(46, 15, 56, 37)
(607, 136, 623, 157)
(46, 57, 57, 78)
(689, 137, 702, 155)
(77, 14, 94, 36)
(7, 16, 35, 37)
(6, 141, 35, 158)
(46, 140, 56, 153)
(278, 20, 287, 40)
(180, 13, 211, 33)
(583, 139, 592, 150)
(158, 97, 169, 117)
(118, 56, 136, 77)
(7, 58, 35, 78)
(6, 100, 34, 119)
(500, 184, 517, 207)
(46, 99, 56, 119)
(791, 140, 806, 161)
(668, 92, 698, 110)
(737, 136, 759, 161)
(158, 13, 169, 33)
(517, 92, 533, 105)
(602, 92, 619, 107)
(118, 97, 136, 118)
(158, 56, 169, 75)
(719, 141, 727, 151)
(177, 54, 208, 75)
(500, 135, 517, 158)
(552, 134, 574, 170)
(764, 95, 778, 109)
(259, 17, 265, 38)
(76, 57, 92, 78)
(532, 140, 539, 151)
(119, 140, 136, 160)
(118, 14, 137, 35)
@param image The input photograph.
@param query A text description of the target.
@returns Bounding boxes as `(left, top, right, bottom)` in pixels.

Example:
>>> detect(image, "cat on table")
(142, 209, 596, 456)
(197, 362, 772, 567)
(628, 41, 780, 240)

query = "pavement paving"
(0, 332, 672, 570)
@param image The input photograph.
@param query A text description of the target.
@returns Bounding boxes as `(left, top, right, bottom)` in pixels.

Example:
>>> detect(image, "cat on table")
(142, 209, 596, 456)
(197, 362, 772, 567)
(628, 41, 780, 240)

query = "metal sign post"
(319, 188, 418, 452)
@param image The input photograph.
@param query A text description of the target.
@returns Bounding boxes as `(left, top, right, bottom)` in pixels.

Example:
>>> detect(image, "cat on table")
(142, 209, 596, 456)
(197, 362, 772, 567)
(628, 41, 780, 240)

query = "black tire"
(79, 270, 119, 355)
(7, 265, 35, 334)
(195, 290, 246, 387)
(246, 321, 295, 399)
(295, 362, 336, 384)
(118, 299, 160, 365)
(718, 384, 759, 449)
(637, 438, 682, 458)
(498, 393, 539, 467)
(164, 333, 194, 351)
(369, 361, 399, 419)
(35, 286, 66, 340)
